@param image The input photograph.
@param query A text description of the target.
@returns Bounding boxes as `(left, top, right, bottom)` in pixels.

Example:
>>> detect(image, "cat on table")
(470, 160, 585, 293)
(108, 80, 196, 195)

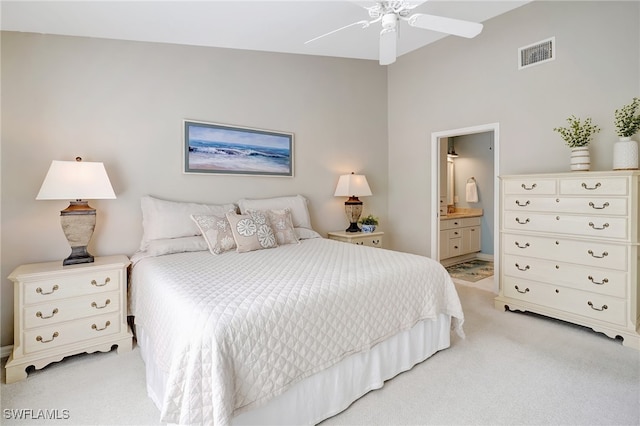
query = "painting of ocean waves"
(184, 121, 293, 176)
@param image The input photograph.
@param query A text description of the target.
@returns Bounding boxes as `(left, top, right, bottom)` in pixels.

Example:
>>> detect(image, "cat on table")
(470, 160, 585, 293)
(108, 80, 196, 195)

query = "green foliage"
(358, 214, 379, 226)
(614, 97, 640, 138)
(553, 115, 601, 148)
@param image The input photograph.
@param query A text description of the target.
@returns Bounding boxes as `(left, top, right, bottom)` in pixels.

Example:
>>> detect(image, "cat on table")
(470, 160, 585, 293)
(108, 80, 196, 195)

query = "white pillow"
(139, 195, 237, 251)
(144, 236, 208, 257)
(237, 195, 312, 230)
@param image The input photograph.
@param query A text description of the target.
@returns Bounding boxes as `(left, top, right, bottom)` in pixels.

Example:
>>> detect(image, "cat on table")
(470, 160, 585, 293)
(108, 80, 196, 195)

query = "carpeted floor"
(446, 259, 494, 282)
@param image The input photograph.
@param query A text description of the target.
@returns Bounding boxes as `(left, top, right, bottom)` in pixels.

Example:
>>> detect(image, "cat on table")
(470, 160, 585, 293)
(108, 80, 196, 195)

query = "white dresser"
(495, 171, 640, 349)
(5, 255, 133, 383)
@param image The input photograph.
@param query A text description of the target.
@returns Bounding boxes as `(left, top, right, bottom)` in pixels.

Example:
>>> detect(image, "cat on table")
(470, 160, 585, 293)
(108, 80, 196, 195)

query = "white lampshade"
(36, 160, 116, 200)
(334, 173, 372, 197)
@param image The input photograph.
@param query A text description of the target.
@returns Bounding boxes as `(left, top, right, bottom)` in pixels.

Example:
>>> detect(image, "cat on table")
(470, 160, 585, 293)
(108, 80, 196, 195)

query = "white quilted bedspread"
(130, 238, 464, 425)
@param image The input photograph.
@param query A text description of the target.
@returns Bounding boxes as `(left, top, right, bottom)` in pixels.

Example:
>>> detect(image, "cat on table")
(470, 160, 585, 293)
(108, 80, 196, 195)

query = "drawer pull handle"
(521, 183, 537, 190)
(588, 276, 609, 285)
(515, 217, 530, 225)
(582, 182, 602, 190)
(588, 222, 609, 230)
(515, 200, 530, 207)
(515, 285, 529, 294)
(91, 277, 111, 287)
(91, 299, 111, 309)
(588, 250, 608, 259)
(36, 332, 59, 343)
(515, 263, 530, 271)
(372, 240, 380, 245)
(587, 301, 608, 311)
(91, 321, 111, 331)
(356, 242, 364, 245)
(588, 201, 609, 210)
(514, 242, 529, 249)
(36, 285, 59, 295)
(36, 308, 59, 319)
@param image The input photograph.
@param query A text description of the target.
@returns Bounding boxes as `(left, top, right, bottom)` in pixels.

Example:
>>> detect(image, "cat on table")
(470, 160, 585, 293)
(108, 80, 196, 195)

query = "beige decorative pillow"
(226, 211, 278, 253)
(191, 214, 237, 255)
(258, 208, 299, 245)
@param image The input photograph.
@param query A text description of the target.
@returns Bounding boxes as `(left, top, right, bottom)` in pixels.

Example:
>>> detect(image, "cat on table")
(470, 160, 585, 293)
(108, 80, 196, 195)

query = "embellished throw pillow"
(191, 214, 237, 255)
(257, 208, 299, 246)
(226, 211, 278, 253)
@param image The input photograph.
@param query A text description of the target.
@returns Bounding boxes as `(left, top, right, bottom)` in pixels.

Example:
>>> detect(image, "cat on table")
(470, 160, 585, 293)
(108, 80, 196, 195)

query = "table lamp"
(36, 157, 116, 265)
(334, 172, 372, 232)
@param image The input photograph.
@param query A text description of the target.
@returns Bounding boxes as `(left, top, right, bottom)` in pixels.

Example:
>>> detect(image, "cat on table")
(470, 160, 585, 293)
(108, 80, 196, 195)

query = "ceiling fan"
(305, 1, 483, 65)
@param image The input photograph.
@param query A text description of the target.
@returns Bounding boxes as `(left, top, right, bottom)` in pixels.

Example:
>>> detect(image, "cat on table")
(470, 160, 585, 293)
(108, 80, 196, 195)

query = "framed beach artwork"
(184, 120, 294, 177)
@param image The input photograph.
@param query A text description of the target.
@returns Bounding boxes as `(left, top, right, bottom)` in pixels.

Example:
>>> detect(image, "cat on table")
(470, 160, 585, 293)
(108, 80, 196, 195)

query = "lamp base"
(344, 197, 363, 233)
(345, 222, 361, 233)
(60, 201, 96, 266)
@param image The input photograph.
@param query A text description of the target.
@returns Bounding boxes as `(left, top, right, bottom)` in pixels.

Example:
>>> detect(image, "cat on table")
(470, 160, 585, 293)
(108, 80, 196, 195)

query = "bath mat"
(446, 259, 494, 283)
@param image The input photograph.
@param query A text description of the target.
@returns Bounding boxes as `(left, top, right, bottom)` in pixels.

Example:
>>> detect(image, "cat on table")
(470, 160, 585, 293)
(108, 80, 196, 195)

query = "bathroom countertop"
(440, 208, 483, 220)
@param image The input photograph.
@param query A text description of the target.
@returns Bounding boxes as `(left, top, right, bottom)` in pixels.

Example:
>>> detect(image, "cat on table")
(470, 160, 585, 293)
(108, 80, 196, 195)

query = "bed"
(128, 195, 464, 425)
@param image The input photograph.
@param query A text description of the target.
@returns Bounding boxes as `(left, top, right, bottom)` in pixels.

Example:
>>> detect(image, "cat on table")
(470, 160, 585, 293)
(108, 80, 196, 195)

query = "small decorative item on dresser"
(358, 214, 379, 233)
(613, 97, 640, 170)
(554, 115, 601, 171)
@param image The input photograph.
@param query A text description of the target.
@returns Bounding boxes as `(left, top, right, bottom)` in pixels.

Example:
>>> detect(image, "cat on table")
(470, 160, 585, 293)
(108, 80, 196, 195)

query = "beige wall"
(387, 1, 639, 255)
(0, 33, 388, 347)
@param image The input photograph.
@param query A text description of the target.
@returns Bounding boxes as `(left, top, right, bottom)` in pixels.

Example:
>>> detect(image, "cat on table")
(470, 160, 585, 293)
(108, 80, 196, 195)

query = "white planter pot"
(613, 137, 639, 170)
(570, 147, 590, 171)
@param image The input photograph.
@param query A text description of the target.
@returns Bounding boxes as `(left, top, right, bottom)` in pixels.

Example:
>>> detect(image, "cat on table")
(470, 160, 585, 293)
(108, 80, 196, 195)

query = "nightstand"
(5, 255, 133, 383)
(327, 230, 384, 248)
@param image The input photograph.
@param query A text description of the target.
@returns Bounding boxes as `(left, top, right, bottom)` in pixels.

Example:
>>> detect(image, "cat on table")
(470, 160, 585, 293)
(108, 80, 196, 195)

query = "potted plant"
(553, 115, 600, 171)
(358, 214, 378, 233)
(613, 97, 640, 170)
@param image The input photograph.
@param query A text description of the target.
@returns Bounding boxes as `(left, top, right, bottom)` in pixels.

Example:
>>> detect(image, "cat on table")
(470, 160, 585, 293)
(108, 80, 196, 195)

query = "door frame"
(430, 123, 500, 293)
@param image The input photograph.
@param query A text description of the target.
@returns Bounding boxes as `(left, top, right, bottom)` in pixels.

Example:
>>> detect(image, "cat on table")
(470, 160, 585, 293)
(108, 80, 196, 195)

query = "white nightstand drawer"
(23, 290, 120, 329)
(23, 312, 122, 354)
(560, 177, 628, 195)
(23, 270, 122, 304)
(327, 231, 384, 248)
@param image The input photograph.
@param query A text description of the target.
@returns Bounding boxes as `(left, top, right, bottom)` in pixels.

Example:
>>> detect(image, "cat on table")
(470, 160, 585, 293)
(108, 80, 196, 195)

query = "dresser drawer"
(503, 277, 627, 326)
(23, 291, 120, 329)
(23, 270, 122, 304)
(23, 312, 122, 354)
(503, 233, 627, 270)
(504, 196, 628, 216)
(503, 178, 556, 195)
(503, 254, 627, 298)
(560, 177, 628, 195)
(503, 211, 628, 239)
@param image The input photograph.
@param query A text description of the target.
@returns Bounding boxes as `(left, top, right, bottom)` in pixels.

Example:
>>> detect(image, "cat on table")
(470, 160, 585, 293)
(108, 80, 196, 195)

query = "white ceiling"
(1, 1, 531, 63)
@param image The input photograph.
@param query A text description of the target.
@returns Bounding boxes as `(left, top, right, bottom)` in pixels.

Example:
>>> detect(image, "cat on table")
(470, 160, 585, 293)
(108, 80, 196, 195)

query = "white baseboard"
(1, 345, 13, 358)
(476, 253, 494, 262)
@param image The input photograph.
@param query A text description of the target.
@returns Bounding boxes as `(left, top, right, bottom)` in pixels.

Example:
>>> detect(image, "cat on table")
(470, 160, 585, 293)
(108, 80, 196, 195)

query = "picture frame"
(184, 120, 294, 177)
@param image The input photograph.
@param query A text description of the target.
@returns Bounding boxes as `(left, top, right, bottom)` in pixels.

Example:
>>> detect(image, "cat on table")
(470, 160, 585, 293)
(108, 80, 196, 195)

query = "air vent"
(519, 37, 555, 69)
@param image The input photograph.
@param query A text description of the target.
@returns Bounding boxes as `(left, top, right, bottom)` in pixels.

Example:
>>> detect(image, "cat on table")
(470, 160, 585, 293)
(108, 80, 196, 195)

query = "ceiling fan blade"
(407, 13, 483, 38)
(305, 19, 372, 44)
(379, 28, 397, 66)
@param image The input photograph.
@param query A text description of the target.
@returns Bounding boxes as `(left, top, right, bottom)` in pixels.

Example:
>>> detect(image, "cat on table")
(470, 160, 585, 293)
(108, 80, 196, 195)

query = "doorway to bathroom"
(430, 123, 500, 293)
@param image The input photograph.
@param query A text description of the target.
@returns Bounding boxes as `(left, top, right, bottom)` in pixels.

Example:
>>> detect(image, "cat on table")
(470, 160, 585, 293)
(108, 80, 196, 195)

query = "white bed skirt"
(137, 313, 451, 425)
